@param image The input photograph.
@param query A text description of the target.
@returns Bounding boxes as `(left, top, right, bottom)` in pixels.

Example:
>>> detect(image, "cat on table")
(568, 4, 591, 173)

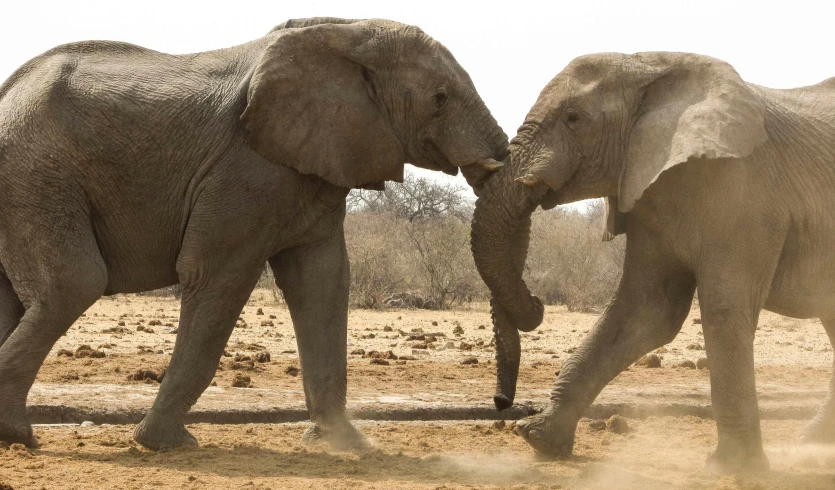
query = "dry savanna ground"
(2, 289, 835, 489)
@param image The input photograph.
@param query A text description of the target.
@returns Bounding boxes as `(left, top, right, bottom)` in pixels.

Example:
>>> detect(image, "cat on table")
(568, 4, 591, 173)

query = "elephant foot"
(514, 410, 577, 459)
(133, 413, 198, 450)
(0, 411, 37, 448)
(798, 414, 835, 444)
(705, 437, 769, 474)
(302, 419, 370, 452)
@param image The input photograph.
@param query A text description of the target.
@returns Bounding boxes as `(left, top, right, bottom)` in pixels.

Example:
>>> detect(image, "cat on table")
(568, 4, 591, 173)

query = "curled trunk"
(471, 164, 546, 409)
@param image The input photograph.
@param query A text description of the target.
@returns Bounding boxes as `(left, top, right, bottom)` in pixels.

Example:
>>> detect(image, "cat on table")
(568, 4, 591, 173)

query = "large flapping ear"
(619, 53, 768, 212)
(242, 21, 406, 189)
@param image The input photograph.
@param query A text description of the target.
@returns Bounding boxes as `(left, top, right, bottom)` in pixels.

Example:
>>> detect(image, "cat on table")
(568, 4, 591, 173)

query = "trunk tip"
(493, 394, 514, 411)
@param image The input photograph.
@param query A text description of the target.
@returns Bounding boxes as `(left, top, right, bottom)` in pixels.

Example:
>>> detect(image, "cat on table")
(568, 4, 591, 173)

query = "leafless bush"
(525, 200, 625, 312)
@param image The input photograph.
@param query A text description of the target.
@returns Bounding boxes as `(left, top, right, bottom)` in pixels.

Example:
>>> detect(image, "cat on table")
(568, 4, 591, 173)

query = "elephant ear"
(619, 53, 768, 212)
(241, 21, 405, 189)
(602, 196, 626, 241)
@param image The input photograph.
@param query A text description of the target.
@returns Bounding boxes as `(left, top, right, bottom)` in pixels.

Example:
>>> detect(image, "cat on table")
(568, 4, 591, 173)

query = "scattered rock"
(460, 357, 478, 365)
(459, 342, 474, 351)
(677, 360, 697, 369)
(606, 415, 630, 434)
(254, 351, 271, 363)
(370, 358, 390, 366)
(655, 347, 668, 354)
(75, 345, 106, 359)
(260, 321, 274, 327)
(492, 420, 505, 430)
(431, 321, 438, 326)
(478, 325, 486, 330)
(452, 325, 464, 335)
(589, 420, 607, 431)
(383, 326, 393, 332)
(696, 357, 710, 370)
(686, 343, 703, 350)
(269, 315, 276, 319)
(350, 348, 366, 356)
(635, 354, 661, 368)
(148, 320, 162, 326)
(57, 349, 74, 357)
(412, 342, 427, 349)
(362, 333, 375, 339)
(127, 369, 165, 383)
(363, 350, 397, 360)
(234, 353, 252, 362)
(285, 366, 300, 377)
(231, 373, 252, 388)
(80, 421, 95, 427)
(256, 308, 264, 315)
(398, 355, 418, 361)
(693, 318, 702, 325)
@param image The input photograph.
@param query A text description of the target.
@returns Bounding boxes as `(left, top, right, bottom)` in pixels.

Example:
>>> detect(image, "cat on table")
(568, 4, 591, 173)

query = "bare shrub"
(525, 200, 625, 312)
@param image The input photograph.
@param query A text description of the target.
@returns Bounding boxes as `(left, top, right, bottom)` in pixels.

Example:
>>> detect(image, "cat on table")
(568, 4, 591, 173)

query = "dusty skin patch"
(1, 419, 835, 489)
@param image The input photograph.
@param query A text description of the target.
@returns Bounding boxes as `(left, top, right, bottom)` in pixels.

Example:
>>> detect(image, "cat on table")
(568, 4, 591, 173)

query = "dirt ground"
(4, 290, 835, 489)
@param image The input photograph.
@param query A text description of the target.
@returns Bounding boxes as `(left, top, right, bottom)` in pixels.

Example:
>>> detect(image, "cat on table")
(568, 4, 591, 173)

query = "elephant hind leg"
(0, 227, 107, 447)
(0, 270, 24, 347)
(798, 316, 835, 444)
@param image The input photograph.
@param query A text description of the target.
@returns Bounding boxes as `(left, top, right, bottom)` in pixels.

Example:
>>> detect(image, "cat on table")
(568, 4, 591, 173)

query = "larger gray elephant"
(470, 52, 835, 473)
(0, 17, 507, 450)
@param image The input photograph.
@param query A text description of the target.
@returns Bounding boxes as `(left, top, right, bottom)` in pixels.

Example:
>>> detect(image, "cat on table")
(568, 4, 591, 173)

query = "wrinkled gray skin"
(0, 17, 508, 451)
(471, 52, 835, 474)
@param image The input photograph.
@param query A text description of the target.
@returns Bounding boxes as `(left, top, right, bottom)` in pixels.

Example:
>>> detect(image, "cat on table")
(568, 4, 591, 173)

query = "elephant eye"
(564, 109, 581, 128)
(433, 89, 448, 109)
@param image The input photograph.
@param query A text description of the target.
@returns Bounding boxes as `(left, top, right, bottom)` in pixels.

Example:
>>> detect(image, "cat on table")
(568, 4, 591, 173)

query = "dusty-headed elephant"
(0, 17, 508, 450)
(471, 51, 835, 473)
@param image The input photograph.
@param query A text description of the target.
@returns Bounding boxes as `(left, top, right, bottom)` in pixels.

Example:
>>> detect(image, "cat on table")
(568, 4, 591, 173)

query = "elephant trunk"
(471, 163, 546, 409)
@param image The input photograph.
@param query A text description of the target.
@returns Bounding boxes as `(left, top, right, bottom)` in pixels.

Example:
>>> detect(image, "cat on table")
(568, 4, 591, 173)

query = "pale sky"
(2, 0, 831, 200)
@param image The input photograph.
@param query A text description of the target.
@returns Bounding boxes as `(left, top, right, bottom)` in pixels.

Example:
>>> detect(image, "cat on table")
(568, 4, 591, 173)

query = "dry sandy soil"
(2, 289, 835, 489)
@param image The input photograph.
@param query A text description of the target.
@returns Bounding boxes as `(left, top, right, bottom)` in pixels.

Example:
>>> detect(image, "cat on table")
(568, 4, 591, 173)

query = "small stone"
(231, 373, 252, 388)
(284, 366, 300, 377)
(118, 320, 126, 326)
(686, 343, 703, 350)
(635, 354, 661, 368)
(57, 349, 74, 357)
(460, 357, 478, 365)
(74, 345, 106, 359)
(452, 325, 464, 335)
(606, 415, 630, 434)
(383, 325, 393, 332)
(260, 321, 274, 327)
(696, 357, 710, 370)
(256, 308, 264, 315)
(255, 351, 271, 363)
(478, 325, 486, 330)
(431, 321, 438, 326)
(148, 320, 162, 326)
(655, 347, 668, 354)
(459, 342, 474, 351)
(370, 358, 390, 366)
(269, 314, 276, 319)
(350, 348, 365, 356)
(678, 360, 697, 369)
(692, 318, 702, 324)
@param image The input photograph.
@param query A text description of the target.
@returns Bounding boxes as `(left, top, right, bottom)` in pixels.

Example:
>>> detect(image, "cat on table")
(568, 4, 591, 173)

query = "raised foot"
(133, 414, 198, 450)
(514, 411, 576, 459)
(0, 415, 38, 448)
(798, 416, 835, 444)
(705, 443, 770, 474)
(302, 420, 370, 452)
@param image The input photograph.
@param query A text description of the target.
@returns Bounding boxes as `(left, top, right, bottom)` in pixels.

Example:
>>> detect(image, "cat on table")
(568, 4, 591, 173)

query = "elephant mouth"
(420, 139, 459, 176)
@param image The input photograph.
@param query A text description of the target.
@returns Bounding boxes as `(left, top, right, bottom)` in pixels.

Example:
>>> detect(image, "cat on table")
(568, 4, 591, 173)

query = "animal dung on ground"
(589, 419, 607, 431)
(635, 354, 661, 368)
(363, 350, 398, 360)
(606, 415, 630, 434)
(686, 343, 703, 350)
(254, 351, 271, 363)
(74, 345, 106, 358)
(460, 357, 478, 365)
(231, 373, 252, 388)
(126, 369, 165, 383)
(677, 360, 697, 369)
(696, 357, 710, 370)
(56, 349, 74, 357)
(370, 358, 390, 366)
(284, 366, 300, 376)
(256, 308, 264, 315)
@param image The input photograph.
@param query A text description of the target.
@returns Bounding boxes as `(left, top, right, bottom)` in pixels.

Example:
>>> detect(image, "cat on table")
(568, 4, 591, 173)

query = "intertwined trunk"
(471, 163, 545, 409)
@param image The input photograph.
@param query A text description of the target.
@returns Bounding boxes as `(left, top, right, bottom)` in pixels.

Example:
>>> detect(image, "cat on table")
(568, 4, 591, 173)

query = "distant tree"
(347, 171, 472, 221)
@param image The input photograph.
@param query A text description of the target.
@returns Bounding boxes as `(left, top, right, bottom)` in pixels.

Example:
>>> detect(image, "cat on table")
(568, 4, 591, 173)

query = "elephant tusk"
(476, 159, 504, 171)
(515, 174, 539, 186)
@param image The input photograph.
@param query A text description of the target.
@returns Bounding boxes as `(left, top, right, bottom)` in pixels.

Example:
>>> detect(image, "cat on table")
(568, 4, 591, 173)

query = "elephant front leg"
(270, 230, 368, 451)
(516, 233, 695, 458)
(134, 259, 264, 450)
(698, 288, 769, 473)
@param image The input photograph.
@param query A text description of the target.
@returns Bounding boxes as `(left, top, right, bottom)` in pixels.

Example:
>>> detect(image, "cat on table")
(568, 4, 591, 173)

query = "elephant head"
(471, 52, 768, 409)
(241, 19, 507, 192)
